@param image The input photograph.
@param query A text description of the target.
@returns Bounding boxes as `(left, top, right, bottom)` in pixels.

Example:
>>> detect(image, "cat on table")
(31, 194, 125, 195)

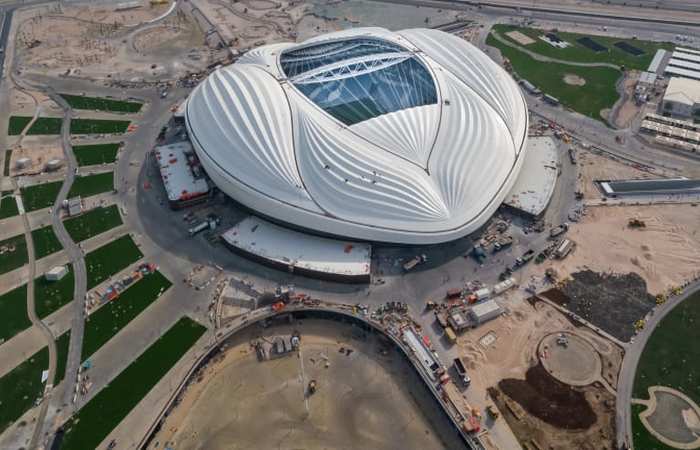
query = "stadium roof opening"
(281, 38, 437, 125)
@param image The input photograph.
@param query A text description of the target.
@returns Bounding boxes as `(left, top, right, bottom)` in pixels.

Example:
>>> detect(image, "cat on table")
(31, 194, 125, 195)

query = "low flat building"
(221, 216, 372, 283)
(154, 141, 210, 209)
(504, 136, 559, 216)
(662, 77, 700, 118)
(45, 265, 68, 281)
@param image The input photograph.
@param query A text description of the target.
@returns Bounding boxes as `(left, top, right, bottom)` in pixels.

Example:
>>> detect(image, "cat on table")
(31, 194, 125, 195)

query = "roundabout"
(539, 332, 601, 387)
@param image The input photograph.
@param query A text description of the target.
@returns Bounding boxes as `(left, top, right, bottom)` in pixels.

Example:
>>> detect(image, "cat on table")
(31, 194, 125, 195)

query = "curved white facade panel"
(186, 27, 528, 244)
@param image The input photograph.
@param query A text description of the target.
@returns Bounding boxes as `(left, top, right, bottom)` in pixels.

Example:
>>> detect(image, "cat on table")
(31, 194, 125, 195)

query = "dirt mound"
(541, 270, 655, 342)
(498, 364, 597, 430)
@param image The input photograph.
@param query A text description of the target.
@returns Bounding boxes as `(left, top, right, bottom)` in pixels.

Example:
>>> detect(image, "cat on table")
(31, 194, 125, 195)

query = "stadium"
(185, 27, 528, 244)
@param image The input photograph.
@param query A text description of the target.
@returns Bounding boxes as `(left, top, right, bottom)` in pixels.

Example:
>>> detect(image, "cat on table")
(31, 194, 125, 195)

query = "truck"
(568, 148, 577, 165)
(403, 254, 427, 272)
(493, 235, 513, 252)
(555, 239, 575, 259)
(493, 277, 516, 295)
(515, 249, 536, 266)
(474, 288, 490, 301)
(446, 288, 462, 299)
(453, 357, 471, 387)
(444, 326, 457, 345)
(549, 223, 569, 238)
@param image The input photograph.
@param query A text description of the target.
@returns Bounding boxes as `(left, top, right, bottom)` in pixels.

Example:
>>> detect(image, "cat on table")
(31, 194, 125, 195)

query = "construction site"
(148, 314, 466, 450)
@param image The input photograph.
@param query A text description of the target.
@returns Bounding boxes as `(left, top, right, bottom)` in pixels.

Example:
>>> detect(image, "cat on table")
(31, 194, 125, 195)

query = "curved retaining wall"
(138, 302, 483, 450)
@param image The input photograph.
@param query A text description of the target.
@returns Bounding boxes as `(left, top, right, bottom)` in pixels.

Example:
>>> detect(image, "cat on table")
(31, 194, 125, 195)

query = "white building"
(662, 77, 700, 118)
(185, 27, 528, 244)
(45, 265, 68, 281)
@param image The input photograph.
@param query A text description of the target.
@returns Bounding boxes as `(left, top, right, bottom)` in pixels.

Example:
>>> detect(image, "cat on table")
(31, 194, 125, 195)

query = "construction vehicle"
(403, 254, 427, 272)
(515, 249, 536, 266)
(656, 293, 667, 305)
(556, 334, 569, 347)
(486, 405, 500, 419)
(453, 357, 471, 387)
(493, 235, 513, 252)
(444, 326, 457, 345)
(628, 218, 646, 228)
(446, 288, 462, 299)
(549, 223, 569, 238)
(307, 379, 317, 395)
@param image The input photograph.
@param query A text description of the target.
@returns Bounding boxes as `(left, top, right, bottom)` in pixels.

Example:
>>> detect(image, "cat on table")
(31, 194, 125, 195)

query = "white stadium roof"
(186, 27, 528, 244)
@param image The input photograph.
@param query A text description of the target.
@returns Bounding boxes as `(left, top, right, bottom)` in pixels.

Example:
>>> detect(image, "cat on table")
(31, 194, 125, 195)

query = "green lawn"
(633, 290, 700, 403)
(64, 205, 122, 242)
(487, 32, 621, 120)
(67, 172, 114, 199)
(59, 317, 206, 450)
(0, 192, 19, 219)
(0, 345, 49, 433)
(492, 24, 673, 70)
(0, 331, 74, 434)
(3, 149, 11, 176)
(0, 234, 28, 275)
(8, 116, 32, 135)
(82, 271, 172, 360)
(0, 284, 30, 344)
(21, 181, 62, 212)
(72, 143, 121, 166)
(85, 235, 143, 289)
(70, 119, 131, 135)
(36, 266, 75, 319)
(60, 94, 142, 114)
(54, 331, 71, 386)
(63, 205, 123, 242)
(631, 403, 677, 450)
(31, 226, 63, 259)
(8, 116, 63, 135)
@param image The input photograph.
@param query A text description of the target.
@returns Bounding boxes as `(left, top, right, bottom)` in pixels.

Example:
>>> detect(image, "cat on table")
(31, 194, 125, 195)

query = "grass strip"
(59, 317, 206, 450)
(0, 234, 28, 274)
(64, 205, 122, 242)
(0, 191, 19, 219)
(70, 119, 130, 135)
(82, 271, 172, 360)
(72, 143, 120, 166)
(31, 225, 63, 259)
(0, 284, 30, 344)
(35, 265, 75, 319)
(85, 235, 143, 290)
(21, 181, 62, 212)
(60, 94, 142, 113)
(67, 172, 114, 199)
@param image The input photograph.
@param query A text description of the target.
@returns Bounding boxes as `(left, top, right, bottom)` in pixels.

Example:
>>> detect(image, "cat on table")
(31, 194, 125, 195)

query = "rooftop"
(664, 77, 700, 106)
(222, 216, 372, 277)
(154, 141, 209, 202)
(504, 136, 559, 216)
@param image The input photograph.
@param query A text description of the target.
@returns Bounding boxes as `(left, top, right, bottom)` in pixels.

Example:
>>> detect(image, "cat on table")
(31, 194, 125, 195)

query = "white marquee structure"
(186, 27, 528, 244)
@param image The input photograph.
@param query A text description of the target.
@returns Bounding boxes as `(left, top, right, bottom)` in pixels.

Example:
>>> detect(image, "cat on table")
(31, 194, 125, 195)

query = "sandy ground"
(563, 73, 586, 86)
(576, 150, 659, 200)
(149, 319, 464, 450)
(9, 136, 65, 177)
(506, 30, 535, 45)
(614, 74, 643, 129)
(9, 88, 61, 117)
(538, 204, 700, 294)
(454, 297, 622, 391)
(14, 4, 212, 81)
(452, 297, 621, 449)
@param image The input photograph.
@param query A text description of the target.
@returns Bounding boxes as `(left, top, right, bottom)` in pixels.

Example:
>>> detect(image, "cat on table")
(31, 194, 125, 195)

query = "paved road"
(615, 280, 700, 449)
(15, 172, 58, 450)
